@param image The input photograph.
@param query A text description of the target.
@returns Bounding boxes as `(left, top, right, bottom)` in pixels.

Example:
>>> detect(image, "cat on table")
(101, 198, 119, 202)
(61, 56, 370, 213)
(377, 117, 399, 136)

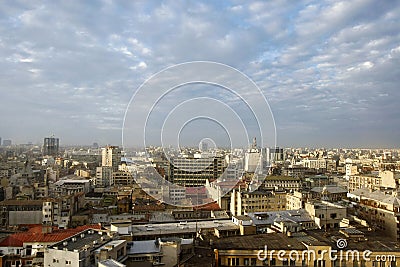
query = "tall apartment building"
(170, 156, 225, 187)
(43, 137, 59, 156)
(101, 146, 121, 171)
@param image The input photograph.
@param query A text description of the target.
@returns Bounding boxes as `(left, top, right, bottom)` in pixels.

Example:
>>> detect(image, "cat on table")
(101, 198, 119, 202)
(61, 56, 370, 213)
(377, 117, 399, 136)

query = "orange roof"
(0, 224, 101, 247)
(194, 201, 221, 211)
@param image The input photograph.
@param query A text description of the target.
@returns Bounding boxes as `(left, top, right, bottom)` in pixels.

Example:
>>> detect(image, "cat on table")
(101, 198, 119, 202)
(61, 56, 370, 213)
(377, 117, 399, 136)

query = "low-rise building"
(349, 188, 400, 241)
(305, 201, 347, 229)
(44, 228, 112, 267)
(230, 189, 287, 216)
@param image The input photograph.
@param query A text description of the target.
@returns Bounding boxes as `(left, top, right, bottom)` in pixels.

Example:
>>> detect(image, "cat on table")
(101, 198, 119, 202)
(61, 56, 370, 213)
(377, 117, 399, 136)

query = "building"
(261, 175, 301, 191)
(43, 137, 60, 156)
(348, 173, 381, 193)
(230, 189, 287, 216)
(0, 225, 101, 267)
(96, 166, 113, 187)
(94, 240, 127, 265)
(112, 170, 133, 185)
(170, 156, 225, 187)
(286, 191, 308, 210)
(53, 177, 92, 195)
(349, 188, 400, 241)
(246, 209, 316, 233)
(111, 219, 239, 241)
(43, 228, 113, 267)
(102, 146, 121, 171)
(244, 138, 261, 173)
(268, 147, 284, 162)
(212, 228, 400, 267)
(125, 238, 193, 267)
(302, 158, 327, 171)
(310, 185, 347, 202)
(0, 199, 43, 227)
(304, 201, 347, 229)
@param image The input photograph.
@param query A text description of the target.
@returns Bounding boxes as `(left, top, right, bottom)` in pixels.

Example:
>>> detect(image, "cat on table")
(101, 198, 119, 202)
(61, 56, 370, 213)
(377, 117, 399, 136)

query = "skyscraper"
(101, 146, 121, 171)
(43, 137, 59, 156)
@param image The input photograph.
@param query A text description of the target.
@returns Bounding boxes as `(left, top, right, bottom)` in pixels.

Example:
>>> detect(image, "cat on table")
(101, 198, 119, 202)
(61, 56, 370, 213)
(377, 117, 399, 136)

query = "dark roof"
(212, 233, 307, 250)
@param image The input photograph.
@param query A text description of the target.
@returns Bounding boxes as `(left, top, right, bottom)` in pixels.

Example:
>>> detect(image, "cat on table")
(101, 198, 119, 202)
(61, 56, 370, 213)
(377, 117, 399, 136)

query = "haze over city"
(1, 1, 399, 148)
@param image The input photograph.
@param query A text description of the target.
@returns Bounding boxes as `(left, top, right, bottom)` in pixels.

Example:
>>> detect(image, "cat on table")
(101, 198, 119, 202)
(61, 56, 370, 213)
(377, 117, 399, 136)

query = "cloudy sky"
(0, 0, 399, 148)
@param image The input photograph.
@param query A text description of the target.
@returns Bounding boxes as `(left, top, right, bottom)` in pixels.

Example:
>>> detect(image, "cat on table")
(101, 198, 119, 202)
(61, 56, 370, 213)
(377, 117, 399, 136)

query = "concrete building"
(348, 170, 399, 193)
(96, 166, 113, 187)
(125, 238, 193, 267)
(286, 191, 308, 210)
(43, 137, 60, 156)
(244, 138, 261, 173)
(170, 156, 225, 187)
(111, 219, 239, 241)
(53, 177, 91, 195)
(102, 146, 122, 171)
(0, 225, 101, 267)
(302, 158, 327, 171)
(94, 240, 127, 265)
(261, 175, 301, 191)
(305, 201, 347, 229)
(212, 228, 400, 267)
(44, 228, 113, 267)
(349, 188, 400, 241)
(310, 185, 347, 202)
(348, 173, 381, 193)
(112, 170, 133, 186)
(246, 209, 316, 233)
(230, 189, 287, 216)
(0, 199, 43, 227)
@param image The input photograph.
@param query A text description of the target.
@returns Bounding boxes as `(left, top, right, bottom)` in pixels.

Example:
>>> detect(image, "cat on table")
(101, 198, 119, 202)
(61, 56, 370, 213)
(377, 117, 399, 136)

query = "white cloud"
(0, 0, 399, 147)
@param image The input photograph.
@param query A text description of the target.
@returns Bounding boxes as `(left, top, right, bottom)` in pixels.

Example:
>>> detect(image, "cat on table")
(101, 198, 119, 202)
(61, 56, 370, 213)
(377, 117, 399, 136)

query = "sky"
(0, 0, 399, 148)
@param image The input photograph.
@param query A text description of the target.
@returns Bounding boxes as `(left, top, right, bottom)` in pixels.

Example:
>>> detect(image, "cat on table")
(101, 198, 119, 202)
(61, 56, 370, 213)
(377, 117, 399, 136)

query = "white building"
(102, 146, 121, 171)
(244, 138, 261, 173)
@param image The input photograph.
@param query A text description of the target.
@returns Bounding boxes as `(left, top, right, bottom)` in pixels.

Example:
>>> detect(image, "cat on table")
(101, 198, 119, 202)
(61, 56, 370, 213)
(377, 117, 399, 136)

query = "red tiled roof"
(0, 224, 101, 247)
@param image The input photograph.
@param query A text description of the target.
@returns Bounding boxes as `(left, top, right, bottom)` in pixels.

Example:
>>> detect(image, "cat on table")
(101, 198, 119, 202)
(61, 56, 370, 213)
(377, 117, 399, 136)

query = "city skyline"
(1, 1, 399, 147)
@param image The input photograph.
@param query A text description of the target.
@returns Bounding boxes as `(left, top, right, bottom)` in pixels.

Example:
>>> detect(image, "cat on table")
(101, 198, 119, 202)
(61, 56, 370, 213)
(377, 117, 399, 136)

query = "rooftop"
(51, 228, 110, 252)
(311, 185, 347, 194)
(129, 219, 238, 237)
(99, 259, 126, 267)
(264, 175, 301, 181)
(212, 233, 307, 250)
(0, 225, 101, 247)
(247, 210, 314, 226)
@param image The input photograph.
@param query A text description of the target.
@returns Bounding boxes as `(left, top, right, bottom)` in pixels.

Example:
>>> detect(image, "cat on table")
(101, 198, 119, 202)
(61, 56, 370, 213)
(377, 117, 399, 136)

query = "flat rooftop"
(130, 219, 238, 237)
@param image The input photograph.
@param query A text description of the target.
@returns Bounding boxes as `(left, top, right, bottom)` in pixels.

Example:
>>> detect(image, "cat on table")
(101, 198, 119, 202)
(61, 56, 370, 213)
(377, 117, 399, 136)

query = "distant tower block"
(43, 136, 59, 156)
